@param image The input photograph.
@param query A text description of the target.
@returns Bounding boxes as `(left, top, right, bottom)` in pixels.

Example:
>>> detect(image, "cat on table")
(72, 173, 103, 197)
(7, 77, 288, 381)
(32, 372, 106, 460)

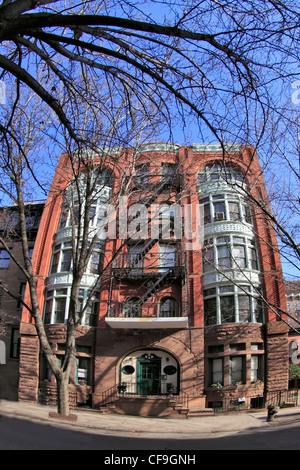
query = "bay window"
(204, 284, 263, 325)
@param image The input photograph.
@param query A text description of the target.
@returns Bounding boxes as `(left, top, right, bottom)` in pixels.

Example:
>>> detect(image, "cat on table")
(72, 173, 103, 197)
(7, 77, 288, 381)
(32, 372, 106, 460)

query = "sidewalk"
(1, 399, 300, 438)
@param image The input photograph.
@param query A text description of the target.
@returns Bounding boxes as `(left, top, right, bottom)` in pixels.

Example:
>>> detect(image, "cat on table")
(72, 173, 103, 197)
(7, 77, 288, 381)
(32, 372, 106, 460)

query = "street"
(1, 415, 300, 451)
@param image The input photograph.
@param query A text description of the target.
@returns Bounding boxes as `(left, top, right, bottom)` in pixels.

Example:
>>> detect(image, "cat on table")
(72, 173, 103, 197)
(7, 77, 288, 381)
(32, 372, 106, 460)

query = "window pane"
(135, 164, 149, 184)
(218, 245, 231, 268)
(253, 297, 263, 322)
(214, 202, 226, 221)
(61, 250, 72, 271)
(251, 355, 261, 382)
(249, 248, 258, 270)
(0, 250, 10, 268)
(229, 202, 240, 221)
(212, 358, 223, 384)
(203, 204, 211, 224)
(54, 298, 66, 323)
(232, 245, 246, 268)
(220, 296, 235, 323)
(238, 295, 251, 322)
(230, 356, 243, 383)
(203, 247, 214, 272)
(124, 298, 141, 317)
(159, 298, 178, 317)
(204, 298, 217, 326)
(76, 358, 90, 385)
(44, 299, 53, 324)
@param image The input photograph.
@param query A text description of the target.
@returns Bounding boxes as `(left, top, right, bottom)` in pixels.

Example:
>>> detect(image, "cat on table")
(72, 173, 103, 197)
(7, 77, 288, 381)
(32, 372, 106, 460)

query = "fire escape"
(105, 166, 189, 329)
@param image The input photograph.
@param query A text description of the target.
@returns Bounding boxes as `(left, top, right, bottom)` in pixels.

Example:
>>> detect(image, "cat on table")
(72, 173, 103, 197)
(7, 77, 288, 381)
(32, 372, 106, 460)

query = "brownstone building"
(0, 203, 44, 400)
(18, 143, 289, 415)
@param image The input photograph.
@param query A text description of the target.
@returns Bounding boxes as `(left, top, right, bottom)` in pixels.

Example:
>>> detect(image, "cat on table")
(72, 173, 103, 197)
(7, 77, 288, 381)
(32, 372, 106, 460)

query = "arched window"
(159, 297, 178, 317)
(123, 297, 141, 318)
(197, 164, 245, 185)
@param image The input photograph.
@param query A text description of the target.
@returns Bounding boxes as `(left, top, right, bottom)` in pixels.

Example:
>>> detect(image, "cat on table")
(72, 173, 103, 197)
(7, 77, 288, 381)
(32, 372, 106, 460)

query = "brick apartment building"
(0, 203, 44, 400)
(17, 143, 289, 415)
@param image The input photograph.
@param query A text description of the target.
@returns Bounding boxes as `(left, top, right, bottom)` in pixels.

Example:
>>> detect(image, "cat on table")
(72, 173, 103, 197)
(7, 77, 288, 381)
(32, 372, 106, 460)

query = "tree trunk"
(56, 372, 70, 416)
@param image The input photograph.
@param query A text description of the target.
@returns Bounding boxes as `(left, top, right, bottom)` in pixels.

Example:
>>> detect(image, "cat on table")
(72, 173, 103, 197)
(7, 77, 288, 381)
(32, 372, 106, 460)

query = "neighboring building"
(285, 281, 300, 388)
(285, 281, 300, 329)
(0, 202, 44, 400)
(18, 143, 289, 415)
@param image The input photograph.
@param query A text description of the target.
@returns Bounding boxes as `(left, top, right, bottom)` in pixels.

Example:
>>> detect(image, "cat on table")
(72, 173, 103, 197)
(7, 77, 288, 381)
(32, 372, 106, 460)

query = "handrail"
(107, 301, 188, 318)
(100, 382, 189, 409)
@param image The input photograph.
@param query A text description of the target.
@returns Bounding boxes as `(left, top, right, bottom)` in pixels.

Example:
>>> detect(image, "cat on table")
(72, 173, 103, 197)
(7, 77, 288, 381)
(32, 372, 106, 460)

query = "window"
(208, 345, 224, 354)
(53, 291, 67, 324)
(204, 284, 263, 325)
(220, 295, 235, 323)
(127, 245, 144, 271)
(228, 201, 241, 221)
(209, 358, 223, 385)
(0, 249, 10, 268)
(161, 163, 176, 184)
(198, 164, 245, 186)
(10, 328, 20, 359)
(249, 247, 258, 270)
(251, 355, 262, 382)
(213, 199, 226, 221)
(204, 297, 217, 326)
(135, 164, 149, 185)
(123, 297, 141, 317)
(17, 283, 26, 308)
(61, 245, 72, 272)
(77, 289, 99, 326)
(159, 205, 175, 238)
(202, 235, 259, 273)
(238, 295, 251, 322)
(159, 297, 178, 317)
(217, 245, 231, 269)
(198, 193, 253, 226)
(44, 289, 67, 324)
(76, 357, 90, 385)
(89, 249, 104, 274)
(203, 246, 214, 273)
(230, 356, 245, 384)
(230, 343, 246, 351)
(158, 244, 176, 271)
(232, 245, 246, 268)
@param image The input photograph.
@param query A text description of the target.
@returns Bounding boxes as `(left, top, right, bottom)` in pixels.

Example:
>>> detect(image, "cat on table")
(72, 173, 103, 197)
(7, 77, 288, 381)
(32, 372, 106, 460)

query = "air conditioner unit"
(215, 212, 225, 221)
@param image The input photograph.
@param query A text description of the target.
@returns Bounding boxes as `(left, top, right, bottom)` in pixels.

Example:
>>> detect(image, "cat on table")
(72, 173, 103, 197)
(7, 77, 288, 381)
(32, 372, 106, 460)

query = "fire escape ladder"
(128, 221, 173, 268)
(137, 269, 172, 306)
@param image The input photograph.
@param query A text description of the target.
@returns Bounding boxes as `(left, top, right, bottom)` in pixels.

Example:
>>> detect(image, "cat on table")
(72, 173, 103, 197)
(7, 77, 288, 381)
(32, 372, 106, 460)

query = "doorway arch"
(119, 348, 180, 395)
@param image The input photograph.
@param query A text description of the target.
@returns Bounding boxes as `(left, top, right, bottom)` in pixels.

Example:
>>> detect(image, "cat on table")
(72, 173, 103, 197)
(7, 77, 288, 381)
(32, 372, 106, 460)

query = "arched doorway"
(119, 349, 179, 395)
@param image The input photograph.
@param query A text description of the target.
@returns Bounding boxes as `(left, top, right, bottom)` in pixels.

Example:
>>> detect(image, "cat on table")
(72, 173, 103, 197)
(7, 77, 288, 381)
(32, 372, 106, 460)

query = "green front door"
(137, 354, 161, 395)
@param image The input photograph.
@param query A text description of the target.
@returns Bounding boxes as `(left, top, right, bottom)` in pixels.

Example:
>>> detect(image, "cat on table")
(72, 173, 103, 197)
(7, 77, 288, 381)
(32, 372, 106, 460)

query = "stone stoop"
(99, 397, 189, 418)
(187, 408, 215, 417)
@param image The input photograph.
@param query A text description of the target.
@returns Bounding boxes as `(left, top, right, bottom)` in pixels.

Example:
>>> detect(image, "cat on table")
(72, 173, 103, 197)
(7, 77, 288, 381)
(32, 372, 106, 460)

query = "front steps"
(99, 396, 189, 418)
(99, 397, 216, 418)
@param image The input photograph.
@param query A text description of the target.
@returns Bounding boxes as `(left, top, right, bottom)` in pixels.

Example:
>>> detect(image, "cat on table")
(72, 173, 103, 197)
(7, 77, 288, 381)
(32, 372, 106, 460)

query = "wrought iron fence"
(101, 382, 189, 410)
(209, 389, 300, 413)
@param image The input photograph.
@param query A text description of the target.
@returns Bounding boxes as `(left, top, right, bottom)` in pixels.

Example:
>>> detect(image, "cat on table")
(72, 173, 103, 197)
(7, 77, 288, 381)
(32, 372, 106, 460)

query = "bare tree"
(1, 0, 300, 413)
(0, 78, 163, 415)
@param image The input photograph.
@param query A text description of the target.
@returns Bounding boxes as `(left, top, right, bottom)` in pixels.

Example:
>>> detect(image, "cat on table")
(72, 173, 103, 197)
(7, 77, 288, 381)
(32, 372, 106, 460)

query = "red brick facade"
(18, 143, 289, 414)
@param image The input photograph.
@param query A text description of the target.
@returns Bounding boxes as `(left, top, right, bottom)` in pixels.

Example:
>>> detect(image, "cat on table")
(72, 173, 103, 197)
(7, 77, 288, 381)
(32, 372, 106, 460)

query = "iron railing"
(100, 382, 189, 410)
(209, 389, 300, 413)
(107, 300, 188, 319)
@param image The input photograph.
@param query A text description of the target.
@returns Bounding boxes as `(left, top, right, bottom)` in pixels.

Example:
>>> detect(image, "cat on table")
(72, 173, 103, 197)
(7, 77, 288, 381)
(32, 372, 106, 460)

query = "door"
(137, 354, 161, 395)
